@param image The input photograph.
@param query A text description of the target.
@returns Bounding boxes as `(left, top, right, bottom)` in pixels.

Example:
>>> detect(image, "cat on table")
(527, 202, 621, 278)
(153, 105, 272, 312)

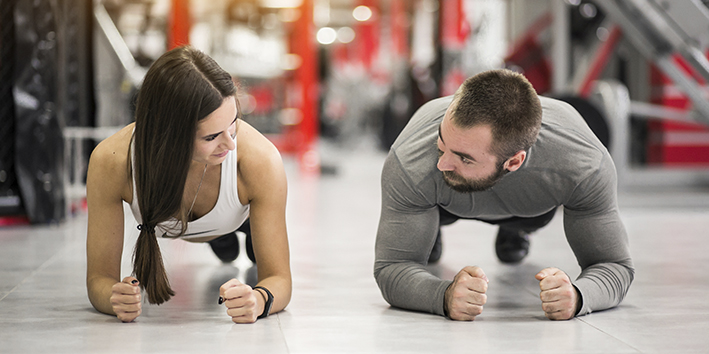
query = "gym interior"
(1, 0, 708, 353)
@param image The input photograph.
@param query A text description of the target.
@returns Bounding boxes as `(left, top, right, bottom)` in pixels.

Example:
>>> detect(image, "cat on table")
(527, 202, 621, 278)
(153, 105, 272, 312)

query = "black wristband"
(254, 286, 274, 319)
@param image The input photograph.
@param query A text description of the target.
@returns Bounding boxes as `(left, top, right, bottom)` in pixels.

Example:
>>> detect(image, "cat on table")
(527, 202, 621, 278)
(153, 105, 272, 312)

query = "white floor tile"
(1, 140, 708, 353)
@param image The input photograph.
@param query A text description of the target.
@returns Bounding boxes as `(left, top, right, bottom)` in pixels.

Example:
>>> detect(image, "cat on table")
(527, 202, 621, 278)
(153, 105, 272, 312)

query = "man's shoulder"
(380, 97, 452, 206)
(415, 96, 453, 117)
(387, 98, 450, 189)
(525, 97, 616, 204)
(539, 96, 604, 141)
(381, 150, 439, 209)
(391, 97, 451, 149)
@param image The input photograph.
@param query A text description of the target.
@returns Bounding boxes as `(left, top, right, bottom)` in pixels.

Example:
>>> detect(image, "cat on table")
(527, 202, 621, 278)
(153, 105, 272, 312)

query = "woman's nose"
(223, 133, 236, 151)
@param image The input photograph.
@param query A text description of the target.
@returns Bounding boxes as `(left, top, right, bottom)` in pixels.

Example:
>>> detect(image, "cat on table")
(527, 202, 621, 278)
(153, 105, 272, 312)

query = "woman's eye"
(205, 135, 218, 142)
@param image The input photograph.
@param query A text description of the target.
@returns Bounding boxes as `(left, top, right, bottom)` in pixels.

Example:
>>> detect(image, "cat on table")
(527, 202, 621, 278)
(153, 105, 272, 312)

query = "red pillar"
(578, 25, 622, 98)
(440, 0, 467, 50)
(168, 0, 190, 49)
(391, 0, 409, 60)
(292, 0, 319, 171)
(355, 0, 379, 71)
(440, 0, 469, 96)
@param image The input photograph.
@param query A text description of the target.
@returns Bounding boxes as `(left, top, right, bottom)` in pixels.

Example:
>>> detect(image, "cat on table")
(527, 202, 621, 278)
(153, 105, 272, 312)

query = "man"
(374, 69, 633, 320)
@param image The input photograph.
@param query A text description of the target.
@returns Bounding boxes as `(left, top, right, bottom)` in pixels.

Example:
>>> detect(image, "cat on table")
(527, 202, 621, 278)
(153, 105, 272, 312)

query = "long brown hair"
(131, 46, 237, 304)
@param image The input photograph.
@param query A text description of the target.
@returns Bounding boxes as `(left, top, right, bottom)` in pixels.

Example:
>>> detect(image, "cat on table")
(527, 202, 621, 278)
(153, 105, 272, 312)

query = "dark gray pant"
(438, 207, 557, 234)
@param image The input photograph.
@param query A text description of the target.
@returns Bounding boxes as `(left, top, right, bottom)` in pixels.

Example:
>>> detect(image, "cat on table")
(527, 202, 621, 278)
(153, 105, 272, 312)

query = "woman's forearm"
(257, 275, 291, 315)
(87, 276, 119, 316)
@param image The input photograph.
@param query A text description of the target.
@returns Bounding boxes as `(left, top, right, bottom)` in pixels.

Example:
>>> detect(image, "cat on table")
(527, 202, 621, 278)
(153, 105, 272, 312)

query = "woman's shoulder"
(91, 124, 134, 165)
(235, 120, 286, 199)
(236, 120, 282, 167)
(87, 124, 134, 199)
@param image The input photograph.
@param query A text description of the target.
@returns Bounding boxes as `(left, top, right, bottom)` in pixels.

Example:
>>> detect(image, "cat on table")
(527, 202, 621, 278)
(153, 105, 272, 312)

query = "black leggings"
(439, 207, 557, 234)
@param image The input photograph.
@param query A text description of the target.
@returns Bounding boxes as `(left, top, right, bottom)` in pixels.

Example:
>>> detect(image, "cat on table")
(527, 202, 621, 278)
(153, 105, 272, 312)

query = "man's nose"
(437, 152, 454, 172)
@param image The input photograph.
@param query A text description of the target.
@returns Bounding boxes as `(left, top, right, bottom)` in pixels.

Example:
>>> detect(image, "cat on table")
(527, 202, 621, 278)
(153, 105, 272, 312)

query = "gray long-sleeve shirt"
(374, 96, 634, 317)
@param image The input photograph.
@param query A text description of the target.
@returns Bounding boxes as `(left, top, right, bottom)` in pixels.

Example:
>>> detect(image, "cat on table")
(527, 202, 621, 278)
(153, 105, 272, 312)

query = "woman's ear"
(504, 150, 526, 172)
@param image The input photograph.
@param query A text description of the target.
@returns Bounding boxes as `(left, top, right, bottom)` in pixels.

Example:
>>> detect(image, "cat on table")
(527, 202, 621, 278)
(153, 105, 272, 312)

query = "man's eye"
(460, 157, 472, 164)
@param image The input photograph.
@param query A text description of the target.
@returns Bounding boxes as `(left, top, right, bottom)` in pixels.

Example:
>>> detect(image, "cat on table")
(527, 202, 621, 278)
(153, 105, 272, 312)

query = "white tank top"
(129, 137, 250, 240)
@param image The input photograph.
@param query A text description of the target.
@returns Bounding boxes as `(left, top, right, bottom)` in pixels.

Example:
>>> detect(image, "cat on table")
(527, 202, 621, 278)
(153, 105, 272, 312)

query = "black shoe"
(244, 232, 256, 264)
(495, 227, 530, 264)
(208, 232, 240, 263)
(428, 230, 443, 263)
(236, 219, 257, 264)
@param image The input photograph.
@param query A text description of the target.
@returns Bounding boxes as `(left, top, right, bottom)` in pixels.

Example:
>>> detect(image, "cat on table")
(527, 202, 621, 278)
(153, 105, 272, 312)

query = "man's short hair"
(450, 69, 542, 162)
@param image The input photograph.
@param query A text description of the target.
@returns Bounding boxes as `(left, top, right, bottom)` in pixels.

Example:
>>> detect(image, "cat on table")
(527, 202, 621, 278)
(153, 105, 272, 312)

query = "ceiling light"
(317, 27, 337, 45)
(353, 6, 372, 22)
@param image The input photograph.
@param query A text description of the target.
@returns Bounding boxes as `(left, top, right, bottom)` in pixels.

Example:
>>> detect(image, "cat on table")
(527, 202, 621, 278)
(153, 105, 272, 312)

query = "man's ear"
(504, 150, 526, 172)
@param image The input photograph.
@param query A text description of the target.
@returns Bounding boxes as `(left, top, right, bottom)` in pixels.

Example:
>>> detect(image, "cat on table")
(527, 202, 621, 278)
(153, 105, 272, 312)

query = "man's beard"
(442, 163, 508, 193)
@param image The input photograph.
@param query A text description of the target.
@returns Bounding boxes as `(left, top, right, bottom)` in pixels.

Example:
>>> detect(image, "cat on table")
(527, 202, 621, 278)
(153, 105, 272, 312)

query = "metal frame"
(63, 127, 120, 217)
(593, 0, 709, 126)
(62, 3, 142, 217)
(592, 80, 709, 188)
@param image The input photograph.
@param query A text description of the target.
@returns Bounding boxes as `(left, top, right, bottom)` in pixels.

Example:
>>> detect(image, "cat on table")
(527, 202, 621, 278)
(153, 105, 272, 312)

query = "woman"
(85, 46, 291, 323)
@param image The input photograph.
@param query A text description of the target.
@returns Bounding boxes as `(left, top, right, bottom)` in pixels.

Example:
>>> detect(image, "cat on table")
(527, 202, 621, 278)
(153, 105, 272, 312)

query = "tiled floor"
(2, 139, 709, 353)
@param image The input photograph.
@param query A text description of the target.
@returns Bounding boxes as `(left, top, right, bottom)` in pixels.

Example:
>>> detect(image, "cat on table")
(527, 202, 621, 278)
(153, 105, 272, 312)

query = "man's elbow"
(373, 261, 396, 306)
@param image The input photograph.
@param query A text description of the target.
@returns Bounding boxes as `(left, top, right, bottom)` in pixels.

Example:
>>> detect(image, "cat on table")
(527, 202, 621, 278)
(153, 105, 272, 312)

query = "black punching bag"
(0, 0, 24, 217)
(12, 0, 65, 223)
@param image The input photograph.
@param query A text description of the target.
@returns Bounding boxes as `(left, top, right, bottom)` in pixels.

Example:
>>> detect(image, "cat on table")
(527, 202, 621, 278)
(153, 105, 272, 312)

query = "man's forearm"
(573, 260, 634, 316)
(374, 261, 452, 316)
